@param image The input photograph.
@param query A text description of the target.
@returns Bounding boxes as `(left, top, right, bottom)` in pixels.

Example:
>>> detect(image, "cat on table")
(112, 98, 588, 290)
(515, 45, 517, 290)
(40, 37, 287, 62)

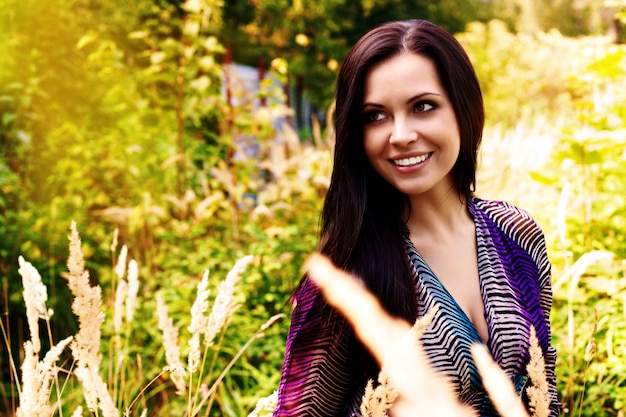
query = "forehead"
(363, 52, 445, 101)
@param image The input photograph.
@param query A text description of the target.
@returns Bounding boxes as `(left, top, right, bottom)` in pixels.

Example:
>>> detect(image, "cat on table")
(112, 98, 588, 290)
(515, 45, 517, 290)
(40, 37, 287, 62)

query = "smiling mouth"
(392, 153, 432, 167)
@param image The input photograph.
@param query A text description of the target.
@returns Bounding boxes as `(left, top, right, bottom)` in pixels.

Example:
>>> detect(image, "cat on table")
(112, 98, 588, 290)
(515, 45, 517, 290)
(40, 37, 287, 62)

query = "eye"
(363, 110, 386, 123)
(414, 101, 436, 113)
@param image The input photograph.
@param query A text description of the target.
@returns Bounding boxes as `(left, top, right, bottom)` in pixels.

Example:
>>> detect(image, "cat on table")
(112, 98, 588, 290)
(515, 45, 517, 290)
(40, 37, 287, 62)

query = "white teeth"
(393, 153, 430, 166)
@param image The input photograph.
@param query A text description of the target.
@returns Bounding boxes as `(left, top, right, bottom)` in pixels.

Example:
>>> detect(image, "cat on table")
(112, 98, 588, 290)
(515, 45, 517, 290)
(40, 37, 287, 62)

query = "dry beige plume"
(157, 256, 253, 397)
(248, 390, 278, 417)
(16, 336, 73, 417)
(113, 247, 140, 334)
(65, 221, 118, 417)
(526, 326, 550, 417)
(204, 255, 253, 347)
(19, 256, 53, 354)
(125, 259, 140, 323)
(188, 270, 211, 373)
(360, 369, 398, 417)
(156, 294, 187, 394)
(115, 244, 128, 280)
(113, 244, 128, 333)
(410, 304, 439, 340)
(114, 279, 128, 334)
(66, 222, 106, 370)
(110, 228, 119, 254)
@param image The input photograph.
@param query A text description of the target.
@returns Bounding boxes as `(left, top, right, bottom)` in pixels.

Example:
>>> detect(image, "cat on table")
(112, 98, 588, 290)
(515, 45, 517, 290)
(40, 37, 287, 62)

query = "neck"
(405, 189, 471, 242)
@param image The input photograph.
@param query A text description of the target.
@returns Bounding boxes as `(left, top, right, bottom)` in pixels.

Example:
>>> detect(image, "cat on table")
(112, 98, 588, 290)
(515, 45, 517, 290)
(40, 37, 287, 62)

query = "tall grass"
(478, 112, 625, 416)
(2, 222, 282, 416)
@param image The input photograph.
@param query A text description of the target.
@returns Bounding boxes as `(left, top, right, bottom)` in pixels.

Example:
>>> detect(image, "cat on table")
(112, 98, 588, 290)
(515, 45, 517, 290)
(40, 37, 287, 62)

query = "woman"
(274, 19, 561, 416)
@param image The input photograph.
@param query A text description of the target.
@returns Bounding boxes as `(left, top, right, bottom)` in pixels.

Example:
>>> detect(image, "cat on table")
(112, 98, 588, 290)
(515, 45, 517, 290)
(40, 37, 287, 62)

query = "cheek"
(436, 114, 461, 157)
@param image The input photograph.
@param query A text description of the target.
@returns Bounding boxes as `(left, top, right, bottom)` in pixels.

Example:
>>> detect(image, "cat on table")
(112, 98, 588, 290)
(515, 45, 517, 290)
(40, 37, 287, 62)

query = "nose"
(389, 117, 417, 145)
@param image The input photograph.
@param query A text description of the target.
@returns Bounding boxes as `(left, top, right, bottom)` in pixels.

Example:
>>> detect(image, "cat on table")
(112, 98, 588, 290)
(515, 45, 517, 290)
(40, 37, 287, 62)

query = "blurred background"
(1, 0, 625, 416)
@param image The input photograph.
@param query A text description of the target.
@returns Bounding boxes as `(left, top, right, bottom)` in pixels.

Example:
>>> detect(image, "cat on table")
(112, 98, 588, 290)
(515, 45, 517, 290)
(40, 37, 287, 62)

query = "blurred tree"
(0, 0, 229, 347)
(492, 0, 611, 36)
(606, 0, 626, 43)
(221, 0, 495, 112)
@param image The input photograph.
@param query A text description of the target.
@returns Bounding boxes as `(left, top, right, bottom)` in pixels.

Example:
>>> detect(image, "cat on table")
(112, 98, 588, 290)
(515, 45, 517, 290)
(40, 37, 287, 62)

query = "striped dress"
(274, 197, 561, 416)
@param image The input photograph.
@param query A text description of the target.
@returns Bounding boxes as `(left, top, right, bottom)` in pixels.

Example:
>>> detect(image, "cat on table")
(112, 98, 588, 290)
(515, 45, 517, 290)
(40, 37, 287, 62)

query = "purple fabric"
(273, 198, 561, 416)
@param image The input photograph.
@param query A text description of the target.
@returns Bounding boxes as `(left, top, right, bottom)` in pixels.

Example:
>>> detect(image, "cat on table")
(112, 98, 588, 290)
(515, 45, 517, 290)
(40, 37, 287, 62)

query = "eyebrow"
(362, 92, 442, 108)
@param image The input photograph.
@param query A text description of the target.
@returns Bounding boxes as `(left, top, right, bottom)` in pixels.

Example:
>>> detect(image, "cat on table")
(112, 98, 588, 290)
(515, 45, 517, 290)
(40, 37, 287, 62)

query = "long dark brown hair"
(318, 19, 484, 323)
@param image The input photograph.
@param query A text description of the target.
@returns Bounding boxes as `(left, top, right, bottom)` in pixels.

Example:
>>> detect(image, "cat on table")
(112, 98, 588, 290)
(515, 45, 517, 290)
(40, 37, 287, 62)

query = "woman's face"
(362, 52, 460, 199)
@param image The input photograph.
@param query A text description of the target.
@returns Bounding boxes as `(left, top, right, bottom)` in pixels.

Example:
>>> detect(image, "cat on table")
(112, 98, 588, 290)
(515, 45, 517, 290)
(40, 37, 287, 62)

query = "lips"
(391, 152, 432, 167)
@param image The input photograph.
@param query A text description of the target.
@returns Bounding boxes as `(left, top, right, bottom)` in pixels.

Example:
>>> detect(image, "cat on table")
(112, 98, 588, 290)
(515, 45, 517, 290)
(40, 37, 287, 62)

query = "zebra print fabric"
(274, 198, 561, 416)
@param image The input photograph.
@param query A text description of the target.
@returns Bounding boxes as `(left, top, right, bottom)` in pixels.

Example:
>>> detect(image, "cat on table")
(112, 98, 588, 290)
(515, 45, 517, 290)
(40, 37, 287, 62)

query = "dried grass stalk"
(526, 326, 550, 417)
(110, 228, 119, 254)
(156, 295, 187, 394)
(204, 255, 253, 346)
(115, 245, 128, 280)
(19, 256, 53, 353)
(65, 221, 118, 417)
(16, 336, 73, 417)
(125, 259, 139, 323)
(114, 279, 128, 334)
(360, 369, 398, 417)
(410, 304, 439, 341)
(188, 270, 211, 373)
(248, 390, 278, 417)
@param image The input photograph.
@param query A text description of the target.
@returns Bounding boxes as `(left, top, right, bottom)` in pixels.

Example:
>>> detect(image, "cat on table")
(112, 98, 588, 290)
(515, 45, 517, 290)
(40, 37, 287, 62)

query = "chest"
(406, 220, 545, 381)
(410, 232, 488, 342)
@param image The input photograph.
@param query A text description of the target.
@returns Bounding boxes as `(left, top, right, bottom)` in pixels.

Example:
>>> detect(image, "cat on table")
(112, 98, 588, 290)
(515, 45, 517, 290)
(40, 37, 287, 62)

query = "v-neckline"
(409, 241, 489, 344)
(405, 198, 491, 345)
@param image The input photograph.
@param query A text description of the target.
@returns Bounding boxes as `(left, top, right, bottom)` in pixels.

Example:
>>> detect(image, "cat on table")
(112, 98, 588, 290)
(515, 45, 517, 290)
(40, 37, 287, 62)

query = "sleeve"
(273, 277, 362, 417)
(478, 199, 562, 415)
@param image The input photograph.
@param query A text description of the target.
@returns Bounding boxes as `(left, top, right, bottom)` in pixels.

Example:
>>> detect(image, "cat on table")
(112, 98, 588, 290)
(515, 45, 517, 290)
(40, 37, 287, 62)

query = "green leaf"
(76, 31, 98, 50)
(2, 112, 16, 127)
(128, 30, 149, 39)
(529, 170, 558, 185)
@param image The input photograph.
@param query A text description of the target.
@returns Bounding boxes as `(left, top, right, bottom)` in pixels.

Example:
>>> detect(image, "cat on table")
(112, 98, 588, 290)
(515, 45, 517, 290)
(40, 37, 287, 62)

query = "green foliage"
(489, 0, 608, 36)
(1, 0, 328, 413)
(221, 0, 496, 110)
(1, 0, 626, 414)
(528, 40, 626, 261)
(535, 40, 626, 417)
(219, 0, 609, 111)
(457, 20, 582, 129)
(4, 227, 287, 417)
(470, 23, 626, 415)
(551, 252, 626, 416)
